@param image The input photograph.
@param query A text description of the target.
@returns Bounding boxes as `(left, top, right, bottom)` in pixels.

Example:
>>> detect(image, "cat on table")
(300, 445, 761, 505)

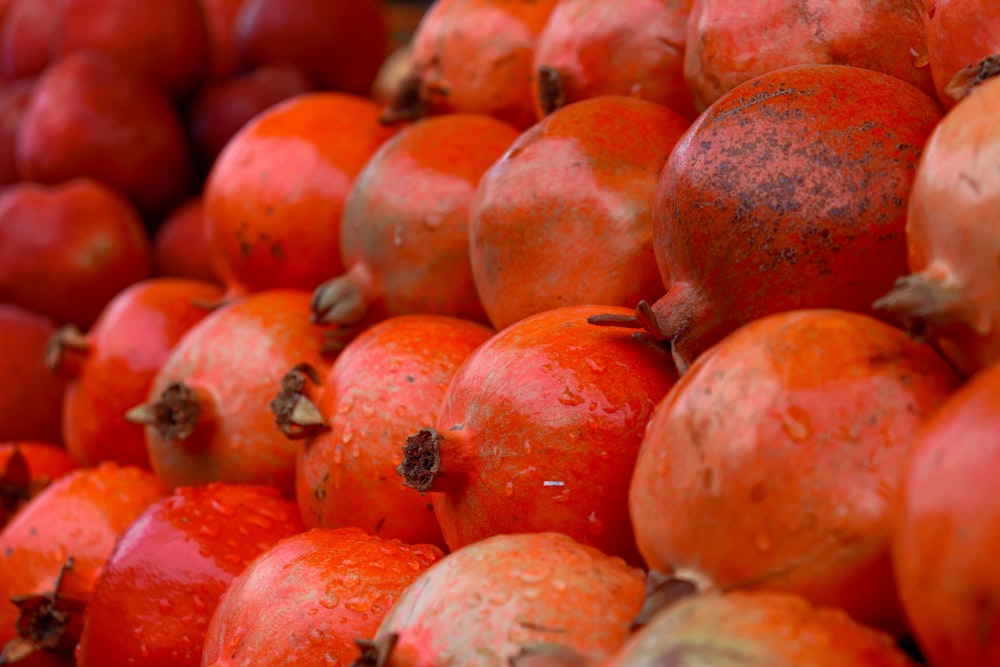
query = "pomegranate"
(923, 0, 1000, 108)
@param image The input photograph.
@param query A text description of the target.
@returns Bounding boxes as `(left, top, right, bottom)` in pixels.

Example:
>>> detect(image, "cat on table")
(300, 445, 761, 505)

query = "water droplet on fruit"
(245, 514, 273, 530)
(198, 523, 220, 538)
(308, 628, 324, 645)
(782, 406, 812, 442)
(910, 48, 929, 68)
(754, 530, 772, 552)
(209, 499, 236, 516)
(585, 358, 604, 373)
(518, 564, 550, 584)
(520, 587, 541, 601)
(558, 388, 585, 406)
(140, 644, 150, 658)
(320, 593, 340, 609)
(393, 226, 403, 246)
(504, 481, 514, 497)
(333, 446, 343, 464)
(345, 595, 369, 612)
(522, 440, 532, 454)
(406, 560, 424, 572)
(307, 607, 319, 616)
(132, 627, 144, 640)
(551, 579, 567, 592)
(337, 399, 353, 414)
(488, 589, 511, 605)
(158, 598, 173, 613)
(361, 402, 375, 417)
(587, 512, 604, 536)
(342, 427, 354, 444)
(193, 595, 207, 613)
(341, 572, 361, 589)
(422, 212, 444, 229)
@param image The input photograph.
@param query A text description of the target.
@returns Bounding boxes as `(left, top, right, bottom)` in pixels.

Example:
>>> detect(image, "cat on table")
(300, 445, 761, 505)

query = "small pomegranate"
(629, 309, 960, 634)
(892, 361, 1000, 666)
(683, 0, 935, 112)
(923, 0, 1000, 108)
(532, 0, 697, 119)
(397, 305, 678, 566)
(273, 314, 493, 548)
(0, 442, 76, 527)
(75, 483, 304, 667)
(470, 95, 690, 331)
(202, 528, 444, 667)
(874, 64, 1000, 378)
(356, 532, 645, 667)
(48, 278, 225, 468)
(130, 290, 337, 497)
(382, 0, 559, 129)
(604, 64, 943, 371)
(311, 114, 519, 329)
(152, 197, 220, 284)
(0, 0, 57, 82)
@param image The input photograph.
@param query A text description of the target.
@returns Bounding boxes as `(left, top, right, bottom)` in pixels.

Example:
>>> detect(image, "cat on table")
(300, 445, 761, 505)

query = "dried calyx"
(269, 363, 330, 440)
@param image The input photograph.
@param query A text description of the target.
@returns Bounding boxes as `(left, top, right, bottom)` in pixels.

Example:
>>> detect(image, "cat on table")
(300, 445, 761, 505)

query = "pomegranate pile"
(1, 0, 999, 665)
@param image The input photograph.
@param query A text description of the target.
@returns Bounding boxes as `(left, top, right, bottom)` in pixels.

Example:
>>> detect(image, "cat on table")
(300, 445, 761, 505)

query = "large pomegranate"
(923, 0, 1000, 108)
(599, 64, 943, 371)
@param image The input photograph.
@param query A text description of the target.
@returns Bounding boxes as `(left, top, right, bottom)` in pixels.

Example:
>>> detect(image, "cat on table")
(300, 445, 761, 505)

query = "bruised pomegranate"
(892, 361, 1000, 665)
(607, 64, 942, 371)
(470, 95, 690, 331)
(356, 532, 645, 667)
(683, 0, 935, 111)
(532, 0, 696, 119)
(273, 314, 493, 548)
(874, 66, 1000, 378)
(923, 0, 1000, 107)
(130, 290, 337, 497)
(629, 309, 960, 634)
(382, 0, 559, 129)
(311, 114, 519, 329)
(397, 305, 678, 565)
(202, 528, 443, 667)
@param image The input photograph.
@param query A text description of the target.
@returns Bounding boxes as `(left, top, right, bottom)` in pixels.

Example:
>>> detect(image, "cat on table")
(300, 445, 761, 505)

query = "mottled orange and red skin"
(152, 198, 220, 284)
(370, 533, 645, 667)
(318, 113, 519, 328)
(53, 0, 209, 97)
(416, 305, 679, 566)
(878, 73, 1000, 377)
(647, 64, 943, 368)
(203, 528, 443, 667)
(57, 278, 224, 468)
(205, 93, 397, 294)
(924, 0, 1000, 108)
(893, 363, 1000, 666)
(0, 463, 167, 650)
(296, 315, 493, 549)
(16, 51, 192, 216)
(0, 442, 77, 527)
(234, 0, 385, 95)
(0, 306, 67, 444)
(190, 63, 314, 164)
(532, 0, 697, 120)
(0, 179, 153, 329)
(397, 0, 560, 129)
(144, 290, 335, 497)
(606, 591, 918, 666)
(630, 309, 960, 634)
(683, 0, 934, 112)
(470, 96, 690, 332)
(0, 0, 57, 82)
(76, 483, 304, 667)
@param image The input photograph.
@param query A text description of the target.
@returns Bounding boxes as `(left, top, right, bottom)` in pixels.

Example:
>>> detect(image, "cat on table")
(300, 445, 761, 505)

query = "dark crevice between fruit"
(270, 362, 330, 440)
(397, 428, 441, 493)
(43, 324, 90, 374)
(125, 382, 202, 443)
(352, 633, 398, 667)
(380, 69, 427, 125)
(945, 54, 1000, 102)
(1, 558, 86, 664)
(631, 571, 700, 630)
(537, 66, 567, 117)
(0, 446, 48, 525)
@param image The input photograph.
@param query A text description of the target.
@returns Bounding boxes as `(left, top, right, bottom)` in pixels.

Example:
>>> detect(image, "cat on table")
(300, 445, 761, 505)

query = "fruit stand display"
(0, 1, 998, 666)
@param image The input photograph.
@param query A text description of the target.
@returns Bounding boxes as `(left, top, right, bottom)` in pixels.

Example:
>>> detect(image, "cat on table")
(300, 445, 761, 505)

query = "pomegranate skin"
(645, 64, 942, 369)
(923, 0, 1000, 108)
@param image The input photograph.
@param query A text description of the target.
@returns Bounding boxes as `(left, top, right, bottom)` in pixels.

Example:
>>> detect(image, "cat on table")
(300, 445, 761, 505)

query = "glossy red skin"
(331, 114, 520, 326)
(924, 0, 1000, 109)
(607, 591, 917, 667)
(403, 0, 560, 129)
(532, 0, 697, 120)
(423, 305, 678, 566)
(60, 278, 225, 468)
(53, 0, 209, 97)
(0, 77, 34, 185)
(145, 290, 335, 497)
(0, 0, 56, 82)
(0, 463, 167, 648)
(203, 527, 443, 667)
(892, 362, 1000, 665)
(683, 0, 934, 112)
(0, 179, 153, 328)
(0, 305, 67, 444)
(372, 533, 645, 666)
(16, 51, 192, 215)
(630, 309, 960, 634)
(470, 96, 689, 331)
(649, 64, 943, 369)
(0, 442, 77, 527)
(198, 0, 249, 81)
(76, 483, 304, 667)
(205, 92, 396, 293)
(297, 315, 493, 548)
(190, 63, 315, 163)
(234, 0, 385, 95)
(152, 198, 220, 284)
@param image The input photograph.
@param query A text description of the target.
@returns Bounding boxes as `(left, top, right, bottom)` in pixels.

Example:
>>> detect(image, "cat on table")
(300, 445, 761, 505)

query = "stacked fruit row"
(1, 1, 998, 666)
